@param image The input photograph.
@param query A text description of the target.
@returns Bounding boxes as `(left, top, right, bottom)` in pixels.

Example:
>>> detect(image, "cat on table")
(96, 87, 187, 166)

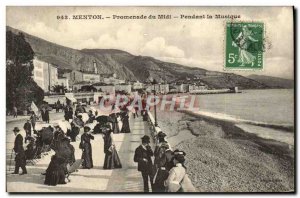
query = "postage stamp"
(225, 22, 264, 70)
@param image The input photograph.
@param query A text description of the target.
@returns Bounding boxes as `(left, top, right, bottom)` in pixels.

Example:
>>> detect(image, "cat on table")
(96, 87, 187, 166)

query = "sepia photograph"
(5, 6, 295, 193)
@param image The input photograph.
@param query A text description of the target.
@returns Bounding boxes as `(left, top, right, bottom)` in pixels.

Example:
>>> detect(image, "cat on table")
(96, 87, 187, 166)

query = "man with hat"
(68, 122, 80, 142)
(12, 127, 27, 175)
(134, 135, 154, 192)
(64, 105, 73, 121)
(30, 112, 37, 131)
(152, 141, 170, 192)
(45, 107, 50, 123)
(23, 119, 32, 143)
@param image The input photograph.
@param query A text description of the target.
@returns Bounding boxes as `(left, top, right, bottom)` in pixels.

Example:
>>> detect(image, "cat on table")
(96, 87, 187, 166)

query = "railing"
(147, 111, 197, 192)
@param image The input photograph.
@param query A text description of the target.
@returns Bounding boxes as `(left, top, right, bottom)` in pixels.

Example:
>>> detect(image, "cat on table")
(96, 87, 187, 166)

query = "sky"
(6, 6, 294, 79)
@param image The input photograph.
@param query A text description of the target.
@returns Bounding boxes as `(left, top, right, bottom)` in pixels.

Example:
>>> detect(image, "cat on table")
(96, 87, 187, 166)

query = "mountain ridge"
(247, 74, 294, 89)
(6, 25, 292, 89)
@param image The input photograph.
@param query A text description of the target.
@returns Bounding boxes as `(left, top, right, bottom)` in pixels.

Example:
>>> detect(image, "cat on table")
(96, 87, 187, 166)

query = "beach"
(155, 109, 294, 192)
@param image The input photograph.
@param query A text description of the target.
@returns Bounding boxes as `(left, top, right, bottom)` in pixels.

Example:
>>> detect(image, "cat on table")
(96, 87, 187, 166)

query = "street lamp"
(151, 78, 158, 127)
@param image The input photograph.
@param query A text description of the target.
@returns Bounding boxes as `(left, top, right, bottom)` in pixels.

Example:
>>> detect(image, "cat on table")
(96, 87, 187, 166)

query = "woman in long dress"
(44, 154, 66, 186)
(80, 126, 94, 169)
(164, 150, 187, 192)
(102, 126, 122, 169)
(120, 112, 130, 133)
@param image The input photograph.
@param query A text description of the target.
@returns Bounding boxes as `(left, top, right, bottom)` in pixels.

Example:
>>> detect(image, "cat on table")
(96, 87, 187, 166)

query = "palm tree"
(52, 85, 67, 94)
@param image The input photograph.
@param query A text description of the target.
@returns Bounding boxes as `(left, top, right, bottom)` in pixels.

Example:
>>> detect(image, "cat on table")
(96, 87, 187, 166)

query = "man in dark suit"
(12, 127, 27, 175)
(64, 105, 73, 121)
(134, 135, 154, 192)
(45, 109, 50, 123)
(23, 120, 31, 143)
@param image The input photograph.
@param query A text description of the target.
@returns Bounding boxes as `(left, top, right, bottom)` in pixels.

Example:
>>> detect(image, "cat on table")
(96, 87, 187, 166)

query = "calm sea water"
(196, 89, 294, 125)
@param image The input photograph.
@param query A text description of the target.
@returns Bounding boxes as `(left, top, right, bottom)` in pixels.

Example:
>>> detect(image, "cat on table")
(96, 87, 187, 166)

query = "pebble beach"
(155, 110, 294, 192)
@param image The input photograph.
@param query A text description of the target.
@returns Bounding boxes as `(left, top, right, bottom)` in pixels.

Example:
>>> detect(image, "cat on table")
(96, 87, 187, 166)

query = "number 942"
(57, 15, 69, 20)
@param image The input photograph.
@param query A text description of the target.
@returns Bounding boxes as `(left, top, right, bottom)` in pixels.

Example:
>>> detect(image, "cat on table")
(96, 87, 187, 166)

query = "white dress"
(164, 163, 186, 192)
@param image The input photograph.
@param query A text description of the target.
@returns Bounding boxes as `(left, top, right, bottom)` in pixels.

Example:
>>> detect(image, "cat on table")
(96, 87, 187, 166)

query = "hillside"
(248, 74, 294, 89)
(7, 26, 273, 89)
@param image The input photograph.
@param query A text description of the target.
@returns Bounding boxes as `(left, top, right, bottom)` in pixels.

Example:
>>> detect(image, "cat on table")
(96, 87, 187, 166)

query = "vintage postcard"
(6, 6, 294, 193)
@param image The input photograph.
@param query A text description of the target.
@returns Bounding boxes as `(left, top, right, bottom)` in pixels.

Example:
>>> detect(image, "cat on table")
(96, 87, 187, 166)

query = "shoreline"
(154, 109, 294, 192)
(182, 110, 294, 146)
(186, 110, 294, 132)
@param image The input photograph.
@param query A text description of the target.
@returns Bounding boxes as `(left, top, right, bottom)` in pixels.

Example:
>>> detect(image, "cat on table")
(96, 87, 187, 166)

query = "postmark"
(225, 22, 264, 70)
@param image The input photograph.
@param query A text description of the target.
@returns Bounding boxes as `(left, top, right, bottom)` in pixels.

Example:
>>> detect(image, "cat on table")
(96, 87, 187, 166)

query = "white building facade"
(33, 58, 58, 92)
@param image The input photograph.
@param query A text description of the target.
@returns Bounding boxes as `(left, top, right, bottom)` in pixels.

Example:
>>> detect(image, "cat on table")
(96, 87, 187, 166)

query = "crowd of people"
(10, 100, 134, 184)
(134, 132, 188, 193)
(10, 97, 190, 192)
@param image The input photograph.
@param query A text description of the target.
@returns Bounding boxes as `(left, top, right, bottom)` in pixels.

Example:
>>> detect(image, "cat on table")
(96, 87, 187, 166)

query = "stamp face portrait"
(225, 22, 264, 70)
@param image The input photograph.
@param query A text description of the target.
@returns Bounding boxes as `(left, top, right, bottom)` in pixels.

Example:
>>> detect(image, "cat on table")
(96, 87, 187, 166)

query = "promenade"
(6, 115, 153, 192)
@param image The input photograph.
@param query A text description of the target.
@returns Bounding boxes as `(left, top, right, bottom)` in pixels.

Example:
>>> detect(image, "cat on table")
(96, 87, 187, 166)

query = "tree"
(79, 85, 97, 92)
(52, 85, 67, 94)
(6, 31, 44, 112)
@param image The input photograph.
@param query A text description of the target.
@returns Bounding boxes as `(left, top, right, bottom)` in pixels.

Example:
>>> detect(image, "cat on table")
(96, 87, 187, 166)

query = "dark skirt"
(112, 122, 120, 134)
(44, 157, 66, 186)
(81, 143, 93, 169)
(44, 169, 66, 186)
(103, 147, 122, 169)
(120, 119, 130, 133)
(153, 168, 169, 192)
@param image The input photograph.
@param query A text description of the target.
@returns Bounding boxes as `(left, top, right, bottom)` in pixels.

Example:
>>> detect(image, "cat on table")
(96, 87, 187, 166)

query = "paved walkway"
(6, 115, 29, 123)
(6, 115, 152, 192)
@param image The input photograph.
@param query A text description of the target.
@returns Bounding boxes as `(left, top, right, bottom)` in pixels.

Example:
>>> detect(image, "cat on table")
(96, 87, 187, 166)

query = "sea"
(196, 89, 294, 126)
(191, 89, 294, 146)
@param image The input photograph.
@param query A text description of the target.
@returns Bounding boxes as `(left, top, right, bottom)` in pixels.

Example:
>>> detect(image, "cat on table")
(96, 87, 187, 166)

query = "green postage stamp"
(225, 22, 264, 70)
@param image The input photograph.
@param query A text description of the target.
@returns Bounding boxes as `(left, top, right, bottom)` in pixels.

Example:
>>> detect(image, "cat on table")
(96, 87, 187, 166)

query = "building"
(132, 81, 144, 90)
(43, 95, 67, 105)
(168, 83, 189, 93)
(93, 61, 98, 74)
(82, 71, 100, 83)
(93, 82, 115, 94)
(65, 92, 94, 104)
(63, 70, 83, 87)
(101, 73, 126, 85)
(33, 58, 58, 92)
(145, 83, 169, 94)
(188, 83, 207, 92)
(63, 70, 101, 88)
(115, 84, 132, 93)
